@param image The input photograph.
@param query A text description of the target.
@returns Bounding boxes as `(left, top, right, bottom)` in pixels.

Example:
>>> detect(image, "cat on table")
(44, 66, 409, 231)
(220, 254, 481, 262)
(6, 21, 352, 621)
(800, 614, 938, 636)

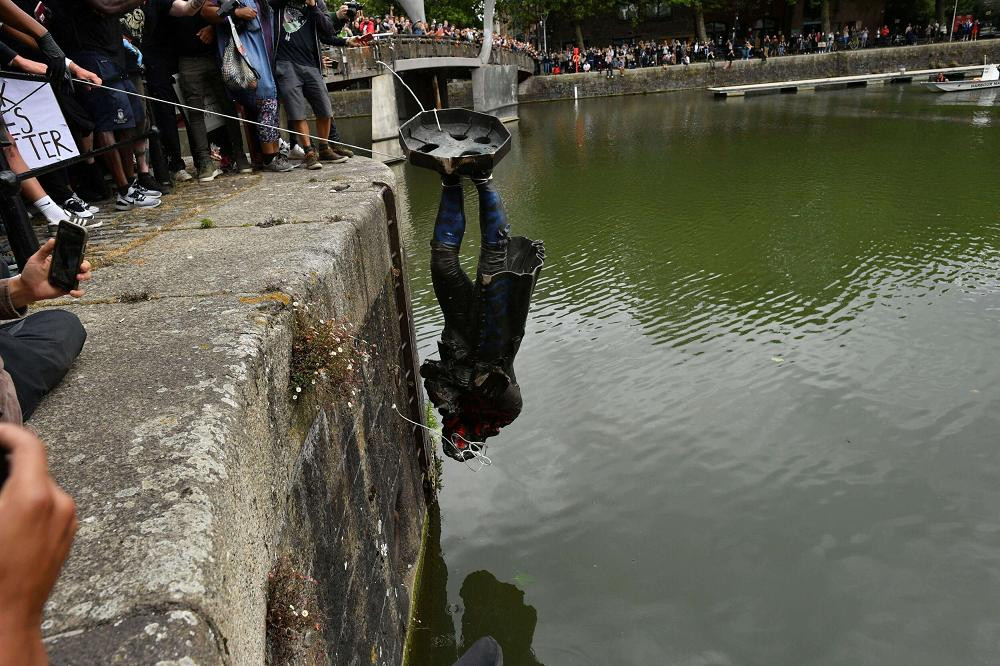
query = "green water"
(381, 86, 1000, 665)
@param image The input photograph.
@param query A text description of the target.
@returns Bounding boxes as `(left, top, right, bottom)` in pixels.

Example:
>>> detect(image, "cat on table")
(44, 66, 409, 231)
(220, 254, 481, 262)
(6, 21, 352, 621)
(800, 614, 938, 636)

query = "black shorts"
(55, 90, 95, 138)
(72, 52, 144, 132)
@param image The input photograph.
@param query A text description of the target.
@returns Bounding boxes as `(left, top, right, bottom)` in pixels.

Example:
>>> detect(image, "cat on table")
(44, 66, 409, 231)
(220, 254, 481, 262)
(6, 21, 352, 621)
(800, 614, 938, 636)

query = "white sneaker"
(173, 169, 193, 182)
(116, 189, 161, 210)
(289, 144, 306, 160)
(48, 215, 103, 236)
(63, 197, 94, 219)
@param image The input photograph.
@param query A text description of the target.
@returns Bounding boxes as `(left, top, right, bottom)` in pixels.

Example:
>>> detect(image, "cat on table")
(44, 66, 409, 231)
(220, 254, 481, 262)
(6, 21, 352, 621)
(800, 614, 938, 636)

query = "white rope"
(391, 403, 493, 472)
(70, 77, 398, 159)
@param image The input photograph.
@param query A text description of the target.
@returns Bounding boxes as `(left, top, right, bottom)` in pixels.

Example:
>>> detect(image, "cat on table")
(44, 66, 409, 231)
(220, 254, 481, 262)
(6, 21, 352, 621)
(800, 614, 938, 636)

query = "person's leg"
(471, 172, 510, 276)
(0, 310, 86, 421)
(203, 66, 250, 171)
(145, 65, 187, 176)
(177, 57, 214, 179)
(300, 65, 333, 150)
(275, 60, 310, 154)
(255, 96, 288, 169)
(430, 174, 473, 333)
(5, 141, 71, 227)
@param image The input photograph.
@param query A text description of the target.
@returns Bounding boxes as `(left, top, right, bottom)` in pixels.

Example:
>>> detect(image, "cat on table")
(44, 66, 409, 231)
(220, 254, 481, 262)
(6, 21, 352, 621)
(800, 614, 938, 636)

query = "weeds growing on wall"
(289, 302, 374, 405)
(424, 401, 445, 493)
(266, 555, 325, 664)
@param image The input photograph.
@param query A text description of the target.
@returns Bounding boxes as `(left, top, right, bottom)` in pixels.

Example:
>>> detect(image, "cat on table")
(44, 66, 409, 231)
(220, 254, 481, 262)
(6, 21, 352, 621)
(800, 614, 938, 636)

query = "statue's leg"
(472, 172, 510, 276)
(431, 174, 473, 332)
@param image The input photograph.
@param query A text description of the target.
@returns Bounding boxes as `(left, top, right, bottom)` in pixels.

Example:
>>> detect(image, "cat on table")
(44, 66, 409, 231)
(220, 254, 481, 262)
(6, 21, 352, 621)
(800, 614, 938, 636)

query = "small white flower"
(319, 319, 325, 324)
(292, 301, 300, 307)
(295, 387, 302, 393)
(337, 347, 343, 353)
(347, 401, 353, 408)
(292, 395, 298, 401)
(301, 610, 309, 618)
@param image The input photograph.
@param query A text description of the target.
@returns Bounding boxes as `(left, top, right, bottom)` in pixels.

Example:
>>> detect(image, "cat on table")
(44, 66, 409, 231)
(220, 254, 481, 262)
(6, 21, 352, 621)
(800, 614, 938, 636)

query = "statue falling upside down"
(422, 171, 545, 461)
(398, 108, 544, 462)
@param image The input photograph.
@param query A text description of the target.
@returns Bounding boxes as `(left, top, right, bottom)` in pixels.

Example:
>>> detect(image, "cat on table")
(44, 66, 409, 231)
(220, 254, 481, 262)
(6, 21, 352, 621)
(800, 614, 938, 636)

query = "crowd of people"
(346, 10, 541, 59)
(540, 17, 991, 75)
(0, 0, 382, 239)
(0, 0, 538, 242)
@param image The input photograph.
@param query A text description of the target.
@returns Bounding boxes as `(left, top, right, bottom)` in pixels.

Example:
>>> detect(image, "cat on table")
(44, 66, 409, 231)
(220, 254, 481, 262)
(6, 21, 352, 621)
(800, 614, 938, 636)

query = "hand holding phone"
(48, 221, 89, 293)
(6, 237, 91, 310)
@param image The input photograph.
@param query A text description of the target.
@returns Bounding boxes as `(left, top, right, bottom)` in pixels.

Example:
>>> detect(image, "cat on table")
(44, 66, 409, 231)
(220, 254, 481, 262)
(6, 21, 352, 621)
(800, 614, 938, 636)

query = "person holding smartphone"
(0, 424, 78, 666)
(0, 241, 91, 424)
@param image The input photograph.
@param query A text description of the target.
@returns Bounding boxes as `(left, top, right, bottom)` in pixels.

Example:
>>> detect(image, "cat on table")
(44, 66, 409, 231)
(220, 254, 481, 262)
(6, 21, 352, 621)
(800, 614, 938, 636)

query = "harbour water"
(368, 85, 1000, 664)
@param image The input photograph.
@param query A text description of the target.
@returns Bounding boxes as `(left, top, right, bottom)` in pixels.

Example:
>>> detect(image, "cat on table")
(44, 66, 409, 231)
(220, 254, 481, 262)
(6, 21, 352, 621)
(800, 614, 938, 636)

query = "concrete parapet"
(32, 160, 429, 664)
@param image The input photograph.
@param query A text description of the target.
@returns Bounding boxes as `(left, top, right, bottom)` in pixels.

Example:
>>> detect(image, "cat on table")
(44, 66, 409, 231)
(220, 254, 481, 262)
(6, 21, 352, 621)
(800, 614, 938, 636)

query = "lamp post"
(950, 0, 958, 41)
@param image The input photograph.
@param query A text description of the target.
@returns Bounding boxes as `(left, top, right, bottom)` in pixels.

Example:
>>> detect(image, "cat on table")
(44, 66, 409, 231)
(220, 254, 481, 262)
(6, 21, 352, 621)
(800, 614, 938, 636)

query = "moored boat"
(923, 64, 1000, 92)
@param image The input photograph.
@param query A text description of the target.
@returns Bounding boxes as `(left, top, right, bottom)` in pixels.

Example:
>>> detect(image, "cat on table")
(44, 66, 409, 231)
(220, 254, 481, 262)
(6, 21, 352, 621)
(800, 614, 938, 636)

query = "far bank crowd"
(540, 17, 992, 75)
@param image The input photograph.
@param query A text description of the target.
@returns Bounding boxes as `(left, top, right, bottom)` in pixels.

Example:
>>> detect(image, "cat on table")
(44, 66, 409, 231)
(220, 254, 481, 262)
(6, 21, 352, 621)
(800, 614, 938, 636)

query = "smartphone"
(48, 220, 89, 292)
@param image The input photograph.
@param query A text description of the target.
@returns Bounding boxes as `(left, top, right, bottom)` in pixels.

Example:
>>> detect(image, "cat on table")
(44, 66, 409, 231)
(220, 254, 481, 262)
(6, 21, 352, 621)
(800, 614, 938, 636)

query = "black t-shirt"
(52, 1, 125, 61)
(142, 0, 174, 51)
(276, 3, 318, 66)
(168, 14, 214, 58)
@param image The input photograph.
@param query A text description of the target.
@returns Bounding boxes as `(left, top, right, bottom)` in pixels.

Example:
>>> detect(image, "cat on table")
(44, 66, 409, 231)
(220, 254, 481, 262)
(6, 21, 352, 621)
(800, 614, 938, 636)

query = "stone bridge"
(322, 38, 538, 161)
(325, 37, 536, 84)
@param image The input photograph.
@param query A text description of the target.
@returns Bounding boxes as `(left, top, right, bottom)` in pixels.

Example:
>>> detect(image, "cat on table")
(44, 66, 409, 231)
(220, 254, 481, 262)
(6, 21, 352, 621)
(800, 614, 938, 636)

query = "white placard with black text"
(0, 78, 80, 169)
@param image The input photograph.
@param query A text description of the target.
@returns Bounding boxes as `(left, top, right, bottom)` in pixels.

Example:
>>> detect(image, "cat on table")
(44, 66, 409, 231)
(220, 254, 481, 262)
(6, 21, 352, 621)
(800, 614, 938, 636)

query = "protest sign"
(0, 77, 80, 169)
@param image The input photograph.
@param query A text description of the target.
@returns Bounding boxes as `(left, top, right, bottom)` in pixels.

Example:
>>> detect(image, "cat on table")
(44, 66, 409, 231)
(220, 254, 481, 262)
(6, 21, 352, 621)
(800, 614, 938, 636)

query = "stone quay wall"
(519, 40, 1000, 103)
(330, 40, 999, 118)
(32, 160, 430, 665)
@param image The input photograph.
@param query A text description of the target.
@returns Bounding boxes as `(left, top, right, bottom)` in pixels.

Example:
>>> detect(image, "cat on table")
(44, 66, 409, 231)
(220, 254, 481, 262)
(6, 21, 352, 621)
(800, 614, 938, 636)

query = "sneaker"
(47, 215, 103, 237)
(173, 168, 193, 182)
(318, 146, 349, 164)
(235, 156, 254, 174)
(116, 189, 162, 210)
(198, 166, 223, 183)
(289, 144, 306, 160)
(133, 174, 163, 198)
(332, 145, 354, 159)
(261, 155, 295, 173)
(63, 196, 95, 219)
(68, 194, 99, 214)
(303, 150, 322, 170)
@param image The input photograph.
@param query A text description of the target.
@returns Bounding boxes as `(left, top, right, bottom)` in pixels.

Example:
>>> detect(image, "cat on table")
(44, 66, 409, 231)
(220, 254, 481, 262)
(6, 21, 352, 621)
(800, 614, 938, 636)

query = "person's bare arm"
(170, 0, 208, 17)
(0, 426, 78, 666)
(10, 55, 47, 76)
(0, 0, 45, 38)
(0, 24, 37, 49)
(83, 0, 144, 15)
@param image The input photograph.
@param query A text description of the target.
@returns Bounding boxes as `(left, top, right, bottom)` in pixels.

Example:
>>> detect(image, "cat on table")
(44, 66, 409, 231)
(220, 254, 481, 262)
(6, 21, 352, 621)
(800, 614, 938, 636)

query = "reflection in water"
(459, 571, 543, 666)
(409, 504, 544, 665)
